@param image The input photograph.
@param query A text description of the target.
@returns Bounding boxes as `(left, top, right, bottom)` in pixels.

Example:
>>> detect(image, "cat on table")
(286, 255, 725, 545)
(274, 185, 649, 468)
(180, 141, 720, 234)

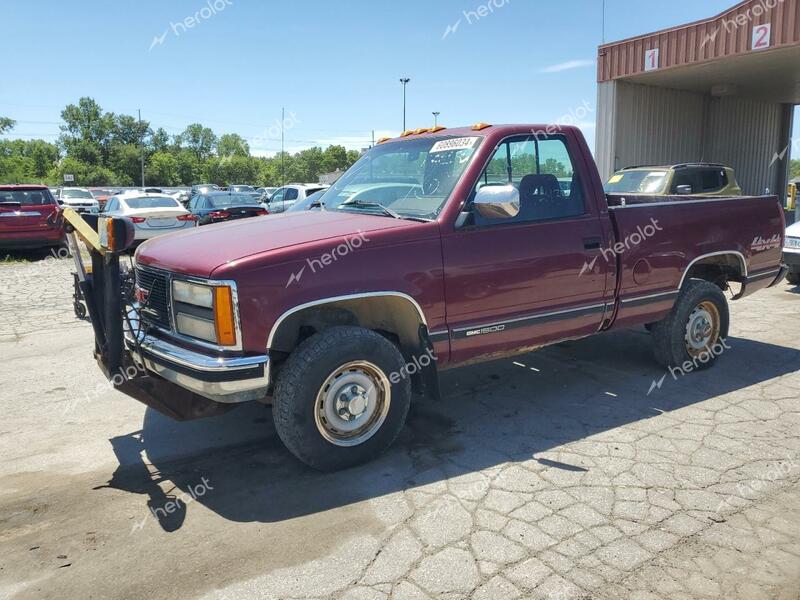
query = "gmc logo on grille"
(134, 285, 150, 304)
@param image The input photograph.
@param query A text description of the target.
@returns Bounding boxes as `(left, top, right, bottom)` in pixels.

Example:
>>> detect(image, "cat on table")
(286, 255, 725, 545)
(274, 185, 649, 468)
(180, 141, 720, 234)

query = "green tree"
(146, 151, 179, 186)
(114, 114, 150, 146)
(109, 144, 143, 186)
(321, 145, 348, 173)
(177, 123, 217, 159)
(0, 117, 15, 134)
(791, 159, 800, 180)
(175, 150, 201, 185)
(59, 97, 116, 165)
(150, 128, 171, 153)
(217, 133, 250, 158)
(51, 157, 119, 187)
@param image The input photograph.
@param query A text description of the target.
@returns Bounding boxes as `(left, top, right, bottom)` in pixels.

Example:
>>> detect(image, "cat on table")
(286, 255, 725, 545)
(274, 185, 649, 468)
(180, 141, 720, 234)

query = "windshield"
(231, 185, 255, 192)
(605, 170, 669, 194)
(319, 135, 482, 220)
(209, 194, 260, 207)
(62, 189, 95, 199)
(124, 197, 181, 209)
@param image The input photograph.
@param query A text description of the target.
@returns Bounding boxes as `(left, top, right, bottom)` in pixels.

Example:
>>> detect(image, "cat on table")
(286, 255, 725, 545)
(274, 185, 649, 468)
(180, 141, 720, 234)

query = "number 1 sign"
(752, 23, 771, 50)
(644, 48, 659, 72)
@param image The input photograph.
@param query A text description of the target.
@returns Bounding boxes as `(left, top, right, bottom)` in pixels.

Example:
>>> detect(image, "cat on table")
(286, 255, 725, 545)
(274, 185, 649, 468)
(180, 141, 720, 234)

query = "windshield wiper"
(341, 199, 401, 219)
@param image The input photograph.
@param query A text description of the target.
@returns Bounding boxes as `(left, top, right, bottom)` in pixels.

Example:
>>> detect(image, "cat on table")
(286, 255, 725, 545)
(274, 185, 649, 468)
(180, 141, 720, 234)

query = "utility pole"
(432, 112, 440, 127)
(280, 107, 285, 186)
(400, 78, 410, 131)
(138, 109, 145, 188)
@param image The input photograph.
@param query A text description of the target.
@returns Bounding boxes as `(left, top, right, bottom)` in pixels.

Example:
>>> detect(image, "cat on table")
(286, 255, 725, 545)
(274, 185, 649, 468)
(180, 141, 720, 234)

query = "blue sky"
(1, 0, 798, 156)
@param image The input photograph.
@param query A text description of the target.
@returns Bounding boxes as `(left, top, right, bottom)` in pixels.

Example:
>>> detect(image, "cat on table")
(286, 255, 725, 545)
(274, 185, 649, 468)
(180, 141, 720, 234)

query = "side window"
(700, 168, 726, 192)
(671, 170, 698, 193)
(271, 188, 286, 203)
(105, 199, 117, 212)
(473, 135, 585, 227)
(285, 188, 299, 201)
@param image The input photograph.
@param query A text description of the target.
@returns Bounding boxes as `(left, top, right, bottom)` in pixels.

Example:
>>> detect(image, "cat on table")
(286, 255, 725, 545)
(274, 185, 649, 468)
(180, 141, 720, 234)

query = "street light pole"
(432, 111, 440, 127)
(399, 78, 410, 131)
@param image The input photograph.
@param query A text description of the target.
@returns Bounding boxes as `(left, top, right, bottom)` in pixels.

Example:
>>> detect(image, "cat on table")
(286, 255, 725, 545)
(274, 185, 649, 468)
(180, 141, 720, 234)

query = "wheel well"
(268, 294, 426, 359)
(682, 253, 745, 291)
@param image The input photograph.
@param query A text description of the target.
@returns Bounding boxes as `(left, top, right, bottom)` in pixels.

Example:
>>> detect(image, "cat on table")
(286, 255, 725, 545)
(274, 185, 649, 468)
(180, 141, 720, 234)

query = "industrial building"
(596, 0, 799, 202)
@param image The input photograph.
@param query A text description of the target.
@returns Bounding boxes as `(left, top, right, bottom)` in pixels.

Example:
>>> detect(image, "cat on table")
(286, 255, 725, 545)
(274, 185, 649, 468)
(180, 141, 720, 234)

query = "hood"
(786, 220, 800, 239)
(135, 209, 418, 277)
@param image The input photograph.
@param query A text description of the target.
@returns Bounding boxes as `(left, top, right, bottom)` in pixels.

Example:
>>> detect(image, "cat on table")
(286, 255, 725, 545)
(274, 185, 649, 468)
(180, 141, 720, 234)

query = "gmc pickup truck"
(68, 124, 787, 471)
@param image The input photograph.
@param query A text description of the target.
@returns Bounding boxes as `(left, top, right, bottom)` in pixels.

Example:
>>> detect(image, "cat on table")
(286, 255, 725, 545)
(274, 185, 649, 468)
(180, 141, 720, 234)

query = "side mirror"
(99, 216, 136, 254)
(473, 184, 520, 219)
(676, 184, 693, 195)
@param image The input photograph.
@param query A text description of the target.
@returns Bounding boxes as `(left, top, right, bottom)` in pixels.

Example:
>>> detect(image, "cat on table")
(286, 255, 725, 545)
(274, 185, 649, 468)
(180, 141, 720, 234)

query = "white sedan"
(101, 193, 197, 242)
(784, 219, 800, 286)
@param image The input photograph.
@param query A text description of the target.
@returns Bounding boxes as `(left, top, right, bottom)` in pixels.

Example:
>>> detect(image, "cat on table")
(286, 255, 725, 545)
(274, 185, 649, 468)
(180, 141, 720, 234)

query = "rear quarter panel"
(607, 194, 784, 328)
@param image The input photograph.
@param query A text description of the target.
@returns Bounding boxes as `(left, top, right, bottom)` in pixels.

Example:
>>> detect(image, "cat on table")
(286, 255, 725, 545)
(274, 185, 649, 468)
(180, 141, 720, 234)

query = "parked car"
(286, 189, 326, 212)
(604, 163, 742, 196)
(59, 187, 100, 214)
(228, 185, 260, 198)
(101, 192, 197, 243)
(71, 123, 785, 471)
(256, 186, 278, 199)
(190, 184, 220, 198)
(170, 189, 191, 206)
(0, 185, 64, 250)
(267, 184, 328, 213)
(188, 191, 268, 225)
(89, 188, 120, 210)
(783, 219, 800, 285)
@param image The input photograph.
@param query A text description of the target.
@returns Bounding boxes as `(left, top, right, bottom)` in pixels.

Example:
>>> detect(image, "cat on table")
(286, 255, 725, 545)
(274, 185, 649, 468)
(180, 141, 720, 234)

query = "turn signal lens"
(214, 286, 237, 346)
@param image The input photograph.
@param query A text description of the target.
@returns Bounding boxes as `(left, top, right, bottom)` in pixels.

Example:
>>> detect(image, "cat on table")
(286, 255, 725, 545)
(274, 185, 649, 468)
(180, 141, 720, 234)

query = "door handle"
(583, 237, 601, 250)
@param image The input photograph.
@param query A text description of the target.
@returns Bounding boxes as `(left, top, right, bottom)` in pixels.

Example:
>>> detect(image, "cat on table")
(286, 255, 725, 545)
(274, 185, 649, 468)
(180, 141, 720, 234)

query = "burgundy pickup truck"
(72, 124, 786, 471)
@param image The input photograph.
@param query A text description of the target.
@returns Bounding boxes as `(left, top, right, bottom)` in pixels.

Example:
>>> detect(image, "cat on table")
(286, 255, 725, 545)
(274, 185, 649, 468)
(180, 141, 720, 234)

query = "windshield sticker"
(430, 137, 479, 153)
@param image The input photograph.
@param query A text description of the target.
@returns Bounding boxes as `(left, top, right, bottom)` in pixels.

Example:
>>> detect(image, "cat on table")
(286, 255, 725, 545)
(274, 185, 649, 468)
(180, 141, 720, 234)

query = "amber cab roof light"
(472, 122, 492, 131)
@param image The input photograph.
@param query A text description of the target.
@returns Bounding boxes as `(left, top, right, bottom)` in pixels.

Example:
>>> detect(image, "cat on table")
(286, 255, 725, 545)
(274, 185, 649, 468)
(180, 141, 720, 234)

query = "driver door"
(440, 133, 612, 365)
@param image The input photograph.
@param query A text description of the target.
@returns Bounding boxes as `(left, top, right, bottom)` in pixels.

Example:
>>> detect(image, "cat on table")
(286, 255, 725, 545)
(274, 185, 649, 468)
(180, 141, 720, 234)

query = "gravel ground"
(1, 255, 799, 599)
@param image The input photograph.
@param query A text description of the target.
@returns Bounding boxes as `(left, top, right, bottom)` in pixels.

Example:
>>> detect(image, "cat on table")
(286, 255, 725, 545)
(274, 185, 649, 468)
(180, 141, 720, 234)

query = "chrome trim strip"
(678, 251, 748, 290)
(0, 211, 41, 217)
(620, 290, 679, 304)
(451, 302, 607, 335)
(608, 196, 769, 209)
(130, 333, 267, 372)
(266, 291, 428, 351)
(747, 268, 781, 281)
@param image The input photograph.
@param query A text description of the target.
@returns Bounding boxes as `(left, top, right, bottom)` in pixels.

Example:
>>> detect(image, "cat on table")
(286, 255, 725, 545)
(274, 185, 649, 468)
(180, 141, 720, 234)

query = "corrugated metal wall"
(596, 81, 705, 177)
(599, 0, 800, 81)
(595, 80, 791, 196)
(703, 96, 787, 194)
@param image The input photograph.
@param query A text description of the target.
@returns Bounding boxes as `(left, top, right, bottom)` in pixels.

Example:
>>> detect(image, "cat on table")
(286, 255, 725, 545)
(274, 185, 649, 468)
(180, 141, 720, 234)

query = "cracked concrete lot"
(1, 256, 800, 599)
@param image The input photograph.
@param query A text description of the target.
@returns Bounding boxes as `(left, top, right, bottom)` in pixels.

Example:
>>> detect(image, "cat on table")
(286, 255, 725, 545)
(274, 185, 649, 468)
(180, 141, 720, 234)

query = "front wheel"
(651, 279, 730, 370)
(272, 326, 412, 471)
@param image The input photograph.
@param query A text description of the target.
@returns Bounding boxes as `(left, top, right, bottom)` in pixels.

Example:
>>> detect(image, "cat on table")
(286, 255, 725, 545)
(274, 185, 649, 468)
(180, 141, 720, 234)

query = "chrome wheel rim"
(314, 361, 391, 447)
(684, 301, 721, 357)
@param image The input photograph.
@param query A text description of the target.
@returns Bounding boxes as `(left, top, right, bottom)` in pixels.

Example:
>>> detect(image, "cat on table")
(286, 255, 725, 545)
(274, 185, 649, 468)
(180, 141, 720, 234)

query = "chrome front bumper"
(126, 332, 270, 404)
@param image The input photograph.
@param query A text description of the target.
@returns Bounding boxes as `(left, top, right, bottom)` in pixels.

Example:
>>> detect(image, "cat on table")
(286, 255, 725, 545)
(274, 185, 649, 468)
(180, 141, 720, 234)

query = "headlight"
(171, 280, 237, 346)
(173, 280, 213, 307)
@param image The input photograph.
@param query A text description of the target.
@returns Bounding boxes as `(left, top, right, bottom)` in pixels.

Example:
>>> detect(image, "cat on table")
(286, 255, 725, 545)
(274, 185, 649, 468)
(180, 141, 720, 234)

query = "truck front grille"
(135, 265, 172, 330)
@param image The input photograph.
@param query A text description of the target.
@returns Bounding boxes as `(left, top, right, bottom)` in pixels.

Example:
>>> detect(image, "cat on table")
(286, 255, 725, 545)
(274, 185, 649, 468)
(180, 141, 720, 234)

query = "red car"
(0, 185, 65, 250)
(71, 124, 786, 471)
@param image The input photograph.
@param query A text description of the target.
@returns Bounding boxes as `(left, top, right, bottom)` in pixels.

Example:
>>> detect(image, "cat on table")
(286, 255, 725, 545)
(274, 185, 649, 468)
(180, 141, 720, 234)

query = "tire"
(787, 268, 800, 286)
(272, 326, 412, 471)
(651, 279, 730, 370)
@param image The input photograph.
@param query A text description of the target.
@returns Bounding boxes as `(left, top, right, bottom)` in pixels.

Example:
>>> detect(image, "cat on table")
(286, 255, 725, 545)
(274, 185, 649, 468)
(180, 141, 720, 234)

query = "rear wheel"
(272, 326, 412, 471)
(651, 279, 730, 370)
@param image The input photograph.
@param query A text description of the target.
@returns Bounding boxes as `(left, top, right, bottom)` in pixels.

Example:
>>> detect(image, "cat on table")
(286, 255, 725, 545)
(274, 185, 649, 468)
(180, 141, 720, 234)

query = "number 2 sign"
(752, 23, 771, 50)
(644, 48, 659, 72)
